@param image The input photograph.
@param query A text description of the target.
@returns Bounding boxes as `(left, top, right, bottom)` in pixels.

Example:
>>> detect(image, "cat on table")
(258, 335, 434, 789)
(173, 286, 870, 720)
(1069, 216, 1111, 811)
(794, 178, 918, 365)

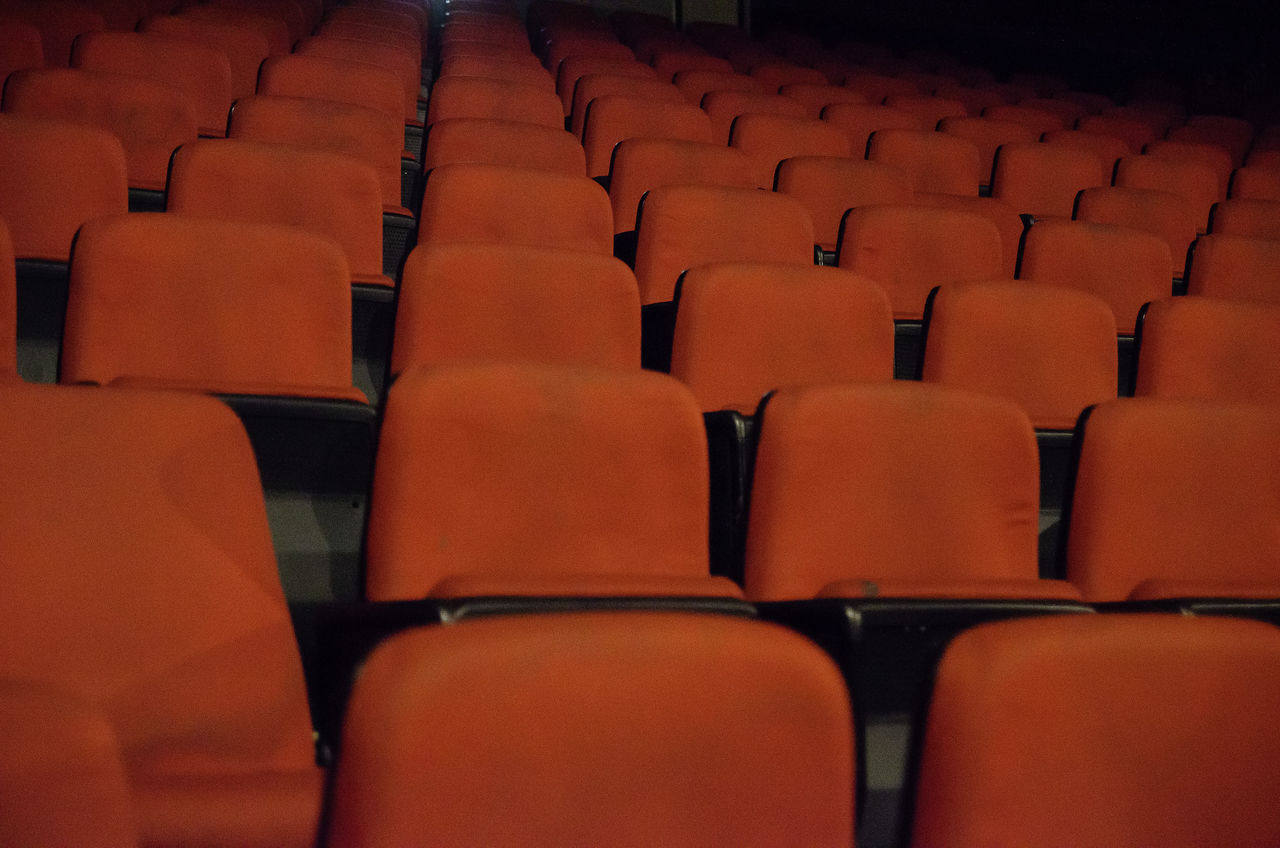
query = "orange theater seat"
(921, 281, 1118, 430)
(423, 117, 586, 176)
(0, 222, 15, 381)
(581, 93, 713, 178)
(1185, 233, 1280, 304)
(607, 137, 755, 235)
(744, 381, 1077, 601)
(670, 262, 893, 414)
(327, 612, 855, 847)
(912, 614, 1280, 847)
(365, 364, 741, 601)
(0, 383, 323, 848)
(417, 163, 613, 253)
(775, 156, 914, 254)
(1134, 296, 1280, 403)
(633, 184, 815, 305)
(2, 67, 197, 193)
(391, 243, 640, 376)
(1065, 398, 1280, 601)
(837, 203, 1004, 321)
(61, 214, 366, 402)
(728, 112, 851, 189)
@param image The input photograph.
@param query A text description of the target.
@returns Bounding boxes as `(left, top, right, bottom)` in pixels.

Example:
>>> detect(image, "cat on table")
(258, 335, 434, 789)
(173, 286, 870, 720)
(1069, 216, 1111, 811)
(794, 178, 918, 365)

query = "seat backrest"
(633, 184, 815, 304)
(1077, 112, 1159, 152)
(438, 53, 556, 88)
(0, 17, 45, 83)
(316, 18, 420, 66)
(417, 162, 613, 253)
(296, 35, 421, 121)
(581, 93, 714, 178)
(913, 192, 1025, 278)
(1065, 398, 1280, 600)
(228, 94, 406, 212)
(167, 139, 388, 286)
(555, 54, 655, 113)
(327, 612, 855, 847)
(257, 53, 405, 129)
(1018, 219, 1172, 333)
(8, 0, 105, 67)
(728, 112, 851, 189)
(1135, 296, 1280, 403)
(1209, 197, 1280, 240)
(423, 116, 585, 176)
(670, 262, 893, 413)
(921, 280, 1118, 429)
(882, 94, 967, 128)
(365, 364, 712, 600)
(775, 156, 914, 252)
(837, 203, 1004, 320)
(1146, 139, 1233, 198)
(1116, 154, 1221, 232)
(427, 75, 564, 129)
(0, 680, 138, 848)
(0, 113, 127, 263)
(179, 3, 289, 55)
(140, 12, 271, 101)
(652, 50, 733, 82)
(672, 68, 765, 105)
(1170, 115, 1254, 166)
(1230, 165, 1280, 201)
(1041, 127, 1133, 168)
(0, 382, 322, 847)
(777, 82, 867, 118)
(71, 30, 232, 137)
(937, 116, 1038, 186)
(1185, 233, 1280, 304)
(62, 214, 362, 400)
(820, 101, 929, 157)
(608, 137, 754, 234)
(981, 103, 1065, 135)
(2, 67, 197, 192)
(1074, 185, 1198, 280)
(392, 243, 640, 375)
(911, 614, 1280, 847)
(700, 88, 808, 144)
(744, 381, 1042, 601)
(843, 70, 921, 103)
(867, 128, 982, 196)
(990, 142, 1108, 219)
(569, 71, 680, 136)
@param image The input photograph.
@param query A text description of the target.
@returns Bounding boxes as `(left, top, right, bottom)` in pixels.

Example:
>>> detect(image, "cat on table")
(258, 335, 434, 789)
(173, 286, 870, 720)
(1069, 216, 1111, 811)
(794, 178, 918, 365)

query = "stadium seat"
(1208, 197, 1280, 240)
(728, 112, 851, 189)
(71, 30, 232, 138)
(2, 67, 197, 200)
(365, 364, 743, 602)
(326, 612, 854, 846)
(670, 262, 893, 414)
(417, 163, 613, 254)
(569, 72, 683, 138)
(990, 142, 1108, 219)
(776, 156, 914, 255)
(1074, 186, 1199, 282)
(422, 117, 586, 176)
(426, 75, 564, 129)
(672, 68, 765, 105)
(607, 137, 755, 237)
(8, 0, 105, 67)
(937, 115, 1038, 190)
(390, 243, 640, 376)
(0, 382, 323, 848)
(61, 214, 365, 403)
(1064, 398, 1280, 602)
(581, 93, 713, 178)
(1134, 296, 1280, 402)
(558, 55, 658, 116)
(1115, 153, 1222, 232)
(139, 12, 271, 102)
(911, 614, 1280, 847)
(778, 82, 867, 118)
(744, 381, 1077, 601)
(1185, 233, 1280, 303)
(1018, 219, 1173, 334)
(700, 89, 808, 144)
(867, 128, 983, 196)
(921, 280, 1118, 430)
